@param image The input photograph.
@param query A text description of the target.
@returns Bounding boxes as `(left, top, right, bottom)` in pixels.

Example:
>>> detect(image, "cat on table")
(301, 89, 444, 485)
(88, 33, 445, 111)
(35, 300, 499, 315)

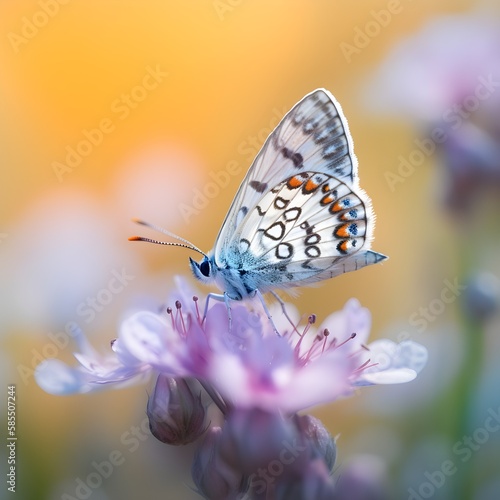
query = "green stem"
(448, 231, 485, 500)
(449, 314, 484, 500)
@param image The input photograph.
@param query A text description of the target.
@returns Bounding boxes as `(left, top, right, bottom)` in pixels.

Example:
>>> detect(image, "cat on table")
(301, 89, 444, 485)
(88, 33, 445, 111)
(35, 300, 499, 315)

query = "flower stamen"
(175, 300, 187, 335)
(321, 328, 330, 353)
(335, 332, 357, 350)
(166, 307, 176, 330)
(348, 343, 370, 359)
(192, 296, 201, 324)
(352, 358, 378, 377)
(293, 313, 317, 358)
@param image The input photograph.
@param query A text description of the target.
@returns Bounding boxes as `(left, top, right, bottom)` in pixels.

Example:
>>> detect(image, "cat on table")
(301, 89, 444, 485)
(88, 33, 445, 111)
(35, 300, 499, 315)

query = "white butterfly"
(132, 89, 386, 326)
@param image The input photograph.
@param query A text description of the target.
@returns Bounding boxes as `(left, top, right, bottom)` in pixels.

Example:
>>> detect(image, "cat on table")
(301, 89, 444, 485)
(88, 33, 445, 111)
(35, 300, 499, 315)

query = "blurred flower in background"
(365, 7, 500, 499)
(366, 10, 500, 214)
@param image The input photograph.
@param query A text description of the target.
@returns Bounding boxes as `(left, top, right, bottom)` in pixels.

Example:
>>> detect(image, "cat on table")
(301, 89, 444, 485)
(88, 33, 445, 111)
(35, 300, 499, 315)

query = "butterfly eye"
(200, 260, 211, 277)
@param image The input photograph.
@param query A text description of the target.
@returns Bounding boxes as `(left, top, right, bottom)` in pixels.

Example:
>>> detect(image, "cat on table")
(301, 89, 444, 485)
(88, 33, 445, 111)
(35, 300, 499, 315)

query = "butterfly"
(131, 89, 387, 328)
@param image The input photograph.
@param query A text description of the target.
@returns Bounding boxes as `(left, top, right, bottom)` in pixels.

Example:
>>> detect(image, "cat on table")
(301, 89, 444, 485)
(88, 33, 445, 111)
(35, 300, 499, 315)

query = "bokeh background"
(2, 1, 500, 499)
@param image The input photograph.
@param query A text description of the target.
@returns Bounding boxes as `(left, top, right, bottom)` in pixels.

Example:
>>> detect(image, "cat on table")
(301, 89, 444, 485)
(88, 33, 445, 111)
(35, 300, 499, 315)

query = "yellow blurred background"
(2, 1, 500, 499)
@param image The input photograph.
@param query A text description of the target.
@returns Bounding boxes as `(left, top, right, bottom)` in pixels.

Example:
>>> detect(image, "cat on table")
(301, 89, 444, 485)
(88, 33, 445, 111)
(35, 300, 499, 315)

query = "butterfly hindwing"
(231, 170, 375, 291)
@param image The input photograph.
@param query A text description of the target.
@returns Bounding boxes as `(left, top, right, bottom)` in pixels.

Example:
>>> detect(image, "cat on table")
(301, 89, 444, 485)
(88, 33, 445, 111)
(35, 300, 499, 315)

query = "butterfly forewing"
(214, 89, 359, 262)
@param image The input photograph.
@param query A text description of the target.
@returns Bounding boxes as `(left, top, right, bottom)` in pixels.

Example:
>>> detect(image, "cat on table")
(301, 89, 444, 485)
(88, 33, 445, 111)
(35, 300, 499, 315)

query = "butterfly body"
(189, 88, 387, 304)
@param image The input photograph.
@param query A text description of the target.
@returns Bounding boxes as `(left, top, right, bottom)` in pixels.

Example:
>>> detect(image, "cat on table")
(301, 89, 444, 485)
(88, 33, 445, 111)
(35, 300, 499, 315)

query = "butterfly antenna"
(129, 218, 207, 258)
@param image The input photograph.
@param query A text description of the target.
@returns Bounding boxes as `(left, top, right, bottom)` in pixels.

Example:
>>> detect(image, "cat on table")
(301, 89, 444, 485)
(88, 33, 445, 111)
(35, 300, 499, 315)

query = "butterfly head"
(189, 255, 216, 284)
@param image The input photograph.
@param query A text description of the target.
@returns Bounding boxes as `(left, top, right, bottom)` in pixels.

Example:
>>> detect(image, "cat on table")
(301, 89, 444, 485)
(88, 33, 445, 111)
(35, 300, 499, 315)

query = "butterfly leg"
(203, 292, 233, 330)
(254, 290, 281, 337)
(270, 291, 299, 335)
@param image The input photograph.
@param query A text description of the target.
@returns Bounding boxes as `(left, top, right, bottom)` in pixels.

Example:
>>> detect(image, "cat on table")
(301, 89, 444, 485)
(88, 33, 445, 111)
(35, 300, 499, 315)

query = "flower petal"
(356, 340, 428, 386)
(360, 368, 417, 385)
(35, 359, 90, 395)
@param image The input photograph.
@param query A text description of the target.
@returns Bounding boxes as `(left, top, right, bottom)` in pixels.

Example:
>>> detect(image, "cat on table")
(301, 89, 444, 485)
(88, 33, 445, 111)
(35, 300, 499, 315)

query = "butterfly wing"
(213, 89, 386, 291)
(214, 89, 358, 259)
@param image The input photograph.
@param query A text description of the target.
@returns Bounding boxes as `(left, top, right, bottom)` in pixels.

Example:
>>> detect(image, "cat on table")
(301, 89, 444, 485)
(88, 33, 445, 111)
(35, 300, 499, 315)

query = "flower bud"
(463, 272, 500, 321)
(147, 374, 206, 445)
(293, 414, 337, 472)
(191, 426, 247, 499)
(218, 408, 299, 475)
(274, 458, 335, 500)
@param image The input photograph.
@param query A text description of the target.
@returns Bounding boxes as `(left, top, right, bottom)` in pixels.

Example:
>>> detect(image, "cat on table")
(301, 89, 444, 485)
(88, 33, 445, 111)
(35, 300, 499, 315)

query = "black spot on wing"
(301, 260, 315, 270)
(283, 207, 302, 222)
(274, 196, 290, 210)
(305, 233, 321, 245)
(264, 221, 286, 241)
(281, 147, 304, 169)
(303, 119, 319, 134)
(240, 238, 250, 252)
(249, 181, 268, 193)
(300, 221, 315, 235)
(305, 246, 321, 258)
(275, 242, 293, 260)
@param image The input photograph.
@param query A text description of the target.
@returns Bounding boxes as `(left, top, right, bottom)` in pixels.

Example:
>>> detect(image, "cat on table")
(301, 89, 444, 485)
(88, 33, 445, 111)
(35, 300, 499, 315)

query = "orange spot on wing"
(304, 179, 318, 192)
(335, 224, 350, 238)
(288, 176, 304, 188)
(322, 184, 330, 193)
(321, 194, 334, 205)
(330, 202, 343, 213)
(338, 240, 349, 253)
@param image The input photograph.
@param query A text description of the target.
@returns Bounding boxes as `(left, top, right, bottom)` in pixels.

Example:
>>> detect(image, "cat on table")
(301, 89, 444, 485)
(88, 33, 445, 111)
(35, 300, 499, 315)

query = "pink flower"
(207, 297, 426, 413)
(35, 277, 428, 497)
(366, 12, 500, 121)
(365, 10, 500, 212)
(36, 277, 427, 413)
